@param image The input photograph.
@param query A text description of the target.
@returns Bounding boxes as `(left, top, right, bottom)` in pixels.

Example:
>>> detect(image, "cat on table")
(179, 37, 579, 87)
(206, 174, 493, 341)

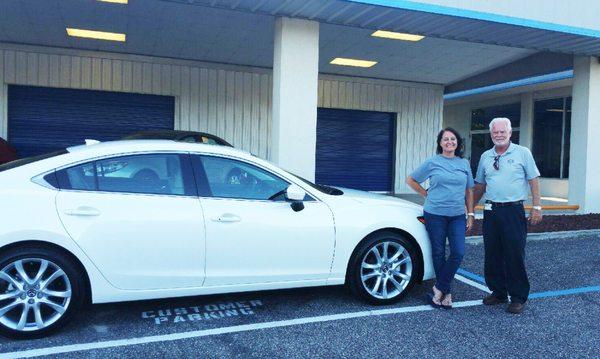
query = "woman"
(406, 127, 474, 309)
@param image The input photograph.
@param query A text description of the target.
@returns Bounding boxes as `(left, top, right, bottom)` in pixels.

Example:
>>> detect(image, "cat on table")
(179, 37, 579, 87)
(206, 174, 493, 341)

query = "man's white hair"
(489, 117, 512, 131)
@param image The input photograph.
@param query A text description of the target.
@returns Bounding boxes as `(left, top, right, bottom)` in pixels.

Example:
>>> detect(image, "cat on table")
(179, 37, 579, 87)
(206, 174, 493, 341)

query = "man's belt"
(485, 200, 524, 207)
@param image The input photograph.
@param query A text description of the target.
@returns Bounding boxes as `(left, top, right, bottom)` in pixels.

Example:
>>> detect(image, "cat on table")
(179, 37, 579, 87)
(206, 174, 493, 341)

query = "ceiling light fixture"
(66, 28, 126, 42)
(330, 57, 377, 68)
(371, 30, 424, 42)
(98, 0, 128, 4)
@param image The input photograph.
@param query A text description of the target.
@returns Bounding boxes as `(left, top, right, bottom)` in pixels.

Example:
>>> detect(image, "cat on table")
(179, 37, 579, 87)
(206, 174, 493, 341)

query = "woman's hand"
(406, 176, 427, 198)
(466, 215, 474, 232)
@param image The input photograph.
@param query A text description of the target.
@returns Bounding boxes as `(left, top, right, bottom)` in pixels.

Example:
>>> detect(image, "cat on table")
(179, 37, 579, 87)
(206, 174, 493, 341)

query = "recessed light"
(98, 0, 128, 4)
(66, 28, 126, 42)
(330, 57, 377, 68)
(371, 30, 424, 41)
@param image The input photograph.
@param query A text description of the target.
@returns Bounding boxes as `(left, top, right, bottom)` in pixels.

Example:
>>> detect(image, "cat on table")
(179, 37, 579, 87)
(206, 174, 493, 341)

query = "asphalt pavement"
(1, 234, 598, 358)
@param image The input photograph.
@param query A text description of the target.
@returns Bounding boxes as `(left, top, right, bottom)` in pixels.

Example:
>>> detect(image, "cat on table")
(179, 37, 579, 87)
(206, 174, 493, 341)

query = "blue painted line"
(530, 286, 600, 299)
(457, 268, 600, 299)
(344, 0, 600, 38)
(456, 268, 486, 284)
(443, 70, 573, 100)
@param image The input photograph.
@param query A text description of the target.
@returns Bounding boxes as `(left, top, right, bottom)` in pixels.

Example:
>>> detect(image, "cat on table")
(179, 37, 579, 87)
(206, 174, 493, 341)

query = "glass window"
(471, 103, 521, 131)
(470, 103, 520, 172)
(200, 136, 219, 145)
(195, 156, 290, 200)
(469, 133, 493, 174)
(43, 172, 59, 188)
(56, 153, 195, 196)
(57, 162, 96, 191)
(533, 97, 571, 178)
(180, 135, 198, 143)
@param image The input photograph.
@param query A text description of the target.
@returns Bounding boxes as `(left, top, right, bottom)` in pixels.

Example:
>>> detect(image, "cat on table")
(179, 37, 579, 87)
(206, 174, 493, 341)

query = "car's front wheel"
(348, 232, 421, 304)
(0, 245, 84, 339)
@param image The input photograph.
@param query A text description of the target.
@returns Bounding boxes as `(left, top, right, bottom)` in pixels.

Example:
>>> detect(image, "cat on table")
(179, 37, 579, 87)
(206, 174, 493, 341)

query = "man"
(473, 117, 542, 314)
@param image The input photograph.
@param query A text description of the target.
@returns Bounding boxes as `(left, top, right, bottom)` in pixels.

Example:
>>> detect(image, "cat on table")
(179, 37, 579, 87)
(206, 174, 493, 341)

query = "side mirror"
(286, 184, 306, 201)
(286, 184, 306, 212)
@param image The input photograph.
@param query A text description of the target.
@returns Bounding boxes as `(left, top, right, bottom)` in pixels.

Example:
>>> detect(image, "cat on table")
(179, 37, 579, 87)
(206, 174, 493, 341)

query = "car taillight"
(417, 216, 426, 225)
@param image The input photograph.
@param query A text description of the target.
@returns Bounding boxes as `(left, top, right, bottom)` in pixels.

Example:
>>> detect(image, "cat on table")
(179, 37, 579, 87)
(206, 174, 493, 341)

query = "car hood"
(334, 188, 423, 212)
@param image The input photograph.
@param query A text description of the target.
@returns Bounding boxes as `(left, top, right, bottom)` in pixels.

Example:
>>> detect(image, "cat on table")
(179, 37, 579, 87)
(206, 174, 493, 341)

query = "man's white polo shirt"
(475, 142, 540, 202)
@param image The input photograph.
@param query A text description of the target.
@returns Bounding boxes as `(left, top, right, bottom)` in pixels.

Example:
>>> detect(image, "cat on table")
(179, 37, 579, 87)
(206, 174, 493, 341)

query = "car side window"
(180, 136, 197, 143)
(200, 136, 218, 145)
(57, 162, 96, 191)
(192, 155, 290, 200)
(56, 154, 196, 196)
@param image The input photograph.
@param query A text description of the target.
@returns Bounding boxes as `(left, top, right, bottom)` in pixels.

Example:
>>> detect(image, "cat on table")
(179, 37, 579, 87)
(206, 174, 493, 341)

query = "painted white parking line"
(0, 300, 484, 359)
(455, 274, 492, 294)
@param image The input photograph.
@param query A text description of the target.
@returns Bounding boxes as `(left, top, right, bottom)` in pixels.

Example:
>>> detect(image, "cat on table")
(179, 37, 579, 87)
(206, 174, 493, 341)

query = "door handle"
(64, 206, 101, 217)
(211, 213, 241, 223)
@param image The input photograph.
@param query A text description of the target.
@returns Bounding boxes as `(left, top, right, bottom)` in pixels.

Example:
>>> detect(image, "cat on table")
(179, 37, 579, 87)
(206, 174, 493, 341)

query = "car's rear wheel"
(348, 232, 420, 304)
(0, 246, 84, 339)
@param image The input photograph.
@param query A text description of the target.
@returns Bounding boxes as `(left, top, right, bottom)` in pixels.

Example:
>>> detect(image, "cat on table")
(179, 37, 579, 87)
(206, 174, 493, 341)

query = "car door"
(55, 153, 206, 290)
(191, 154, 336, 286)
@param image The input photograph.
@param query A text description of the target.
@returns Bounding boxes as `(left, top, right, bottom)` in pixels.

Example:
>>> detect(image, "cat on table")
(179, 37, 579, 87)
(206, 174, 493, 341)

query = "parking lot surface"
(1, 234, 599, 358)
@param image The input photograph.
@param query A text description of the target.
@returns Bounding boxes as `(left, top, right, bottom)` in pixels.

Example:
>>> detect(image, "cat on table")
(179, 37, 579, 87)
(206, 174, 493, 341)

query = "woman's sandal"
(426, 286, 444, 309)
(440, 294, 453, 310)
(426, 293, 443, 308)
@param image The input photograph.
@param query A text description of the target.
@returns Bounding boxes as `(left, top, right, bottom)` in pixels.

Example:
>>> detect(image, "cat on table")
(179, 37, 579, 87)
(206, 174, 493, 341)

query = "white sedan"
(0, 140, 433, 339)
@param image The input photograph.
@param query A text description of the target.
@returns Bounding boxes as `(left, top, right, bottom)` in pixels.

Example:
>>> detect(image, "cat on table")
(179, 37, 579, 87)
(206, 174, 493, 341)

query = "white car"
(0, 140, 433, 339)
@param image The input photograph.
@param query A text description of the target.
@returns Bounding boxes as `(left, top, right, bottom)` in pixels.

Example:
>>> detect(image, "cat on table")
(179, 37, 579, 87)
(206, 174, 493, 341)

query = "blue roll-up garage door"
(8, 85, 174, 158)
(316, 108, 395, 192)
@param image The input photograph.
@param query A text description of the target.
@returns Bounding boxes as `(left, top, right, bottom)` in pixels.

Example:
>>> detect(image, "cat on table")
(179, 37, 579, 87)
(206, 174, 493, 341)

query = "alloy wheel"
(0, 258, 72, 332)
(360, 241, 413, 300)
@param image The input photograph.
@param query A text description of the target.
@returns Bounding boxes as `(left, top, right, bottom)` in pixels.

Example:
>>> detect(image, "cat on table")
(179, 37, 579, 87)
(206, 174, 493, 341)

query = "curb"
(465, 228, 600, 245)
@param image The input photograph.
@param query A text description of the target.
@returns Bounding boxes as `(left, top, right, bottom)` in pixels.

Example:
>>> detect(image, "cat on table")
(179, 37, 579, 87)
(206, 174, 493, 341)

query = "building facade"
(1, 0, 599, 212)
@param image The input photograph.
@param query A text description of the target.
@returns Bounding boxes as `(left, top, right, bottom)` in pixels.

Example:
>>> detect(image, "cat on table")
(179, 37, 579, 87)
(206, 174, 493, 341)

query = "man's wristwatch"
(532, 205, 542, 211)
(467, 213, 475, 217)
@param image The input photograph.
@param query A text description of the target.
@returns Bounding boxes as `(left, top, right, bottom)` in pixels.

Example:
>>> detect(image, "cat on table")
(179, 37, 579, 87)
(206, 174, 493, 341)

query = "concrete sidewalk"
(390, 193, 577, 216)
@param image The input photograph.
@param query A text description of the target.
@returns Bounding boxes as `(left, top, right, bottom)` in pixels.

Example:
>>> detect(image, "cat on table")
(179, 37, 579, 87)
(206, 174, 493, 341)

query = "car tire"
(348, 231, 420, 305)
(0, 245, 85, 339)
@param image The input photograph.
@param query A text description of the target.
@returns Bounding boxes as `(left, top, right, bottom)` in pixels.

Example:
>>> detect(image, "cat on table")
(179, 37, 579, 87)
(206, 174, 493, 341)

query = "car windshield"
(283, 170, 343, 196)
(0, 149, 68, 173)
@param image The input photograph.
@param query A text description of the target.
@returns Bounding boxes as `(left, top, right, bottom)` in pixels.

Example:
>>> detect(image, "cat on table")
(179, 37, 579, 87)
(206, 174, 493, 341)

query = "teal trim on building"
(344, 0, 600, 38)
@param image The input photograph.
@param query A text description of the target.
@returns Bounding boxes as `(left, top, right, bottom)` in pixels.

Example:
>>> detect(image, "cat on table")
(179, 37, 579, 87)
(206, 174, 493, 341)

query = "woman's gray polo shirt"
(475, 143, 540, 202)
(410, 155, 474, 217)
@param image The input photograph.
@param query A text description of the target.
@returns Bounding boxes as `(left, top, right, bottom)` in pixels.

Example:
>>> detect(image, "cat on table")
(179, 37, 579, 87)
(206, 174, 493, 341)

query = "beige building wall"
(0, 43, 444, 193)
(0, 43, 274, 159)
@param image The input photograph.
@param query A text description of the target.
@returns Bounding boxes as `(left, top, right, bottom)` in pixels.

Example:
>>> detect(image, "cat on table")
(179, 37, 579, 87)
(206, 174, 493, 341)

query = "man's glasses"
(493, 155, 500, 170)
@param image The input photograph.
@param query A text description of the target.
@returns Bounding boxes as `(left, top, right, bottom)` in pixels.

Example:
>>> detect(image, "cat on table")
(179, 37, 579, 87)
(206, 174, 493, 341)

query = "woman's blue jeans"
(423, 211, 466, 295)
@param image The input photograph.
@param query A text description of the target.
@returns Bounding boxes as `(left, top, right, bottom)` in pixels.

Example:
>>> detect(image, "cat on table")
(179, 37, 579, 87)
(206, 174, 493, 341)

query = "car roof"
(1, 139, 328, 202)
(123, 130, 233, 146)
(0, 140, 279, 185)
(67, 139, 247, 158)
(124, 130, 201, 139)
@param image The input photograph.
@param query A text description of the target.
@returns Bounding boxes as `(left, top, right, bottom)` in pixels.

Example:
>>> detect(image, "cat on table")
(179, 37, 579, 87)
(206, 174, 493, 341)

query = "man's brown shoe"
(507, 302, 525, 314)
(483, 295, 508, 305)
